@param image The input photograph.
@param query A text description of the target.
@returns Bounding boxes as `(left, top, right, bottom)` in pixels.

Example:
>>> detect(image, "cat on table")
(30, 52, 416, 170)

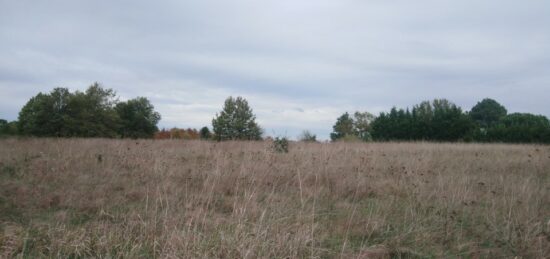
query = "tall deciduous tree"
(470, 98, 507, 128)
(212, 96, 262, 141)
(18, 88, 71, 136)
(17, 82, 161, 138)
(116, 97, 161, 138)
(353, 111, 375, 141)
(330, 112, 355, 141)
(486, 113, 550, 143)
(63, 83, 120, 137)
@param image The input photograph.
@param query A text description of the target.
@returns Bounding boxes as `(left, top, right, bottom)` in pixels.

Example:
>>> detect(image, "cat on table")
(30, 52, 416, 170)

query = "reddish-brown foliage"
(154, 128, 200, 140)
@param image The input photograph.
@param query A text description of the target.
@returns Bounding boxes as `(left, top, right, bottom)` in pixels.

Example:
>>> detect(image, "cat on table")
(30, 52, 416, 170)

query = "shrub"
(298, 130, 317, 142)
(272, 137, 289, 153)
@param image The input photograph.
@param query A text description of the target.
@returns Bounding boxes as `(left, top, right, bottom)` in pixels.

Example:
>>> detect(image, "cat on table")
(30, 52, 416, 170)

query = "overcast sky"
(1, 0, 549, 139)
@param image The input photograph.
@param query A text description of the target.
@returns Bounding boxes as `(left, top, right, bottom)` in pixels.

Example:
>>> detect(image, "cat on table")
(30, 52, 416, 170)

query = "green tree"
(411, 101, 434, 139)
(63, 83, 120, 137)
(371, 112, 390, 140)
(0, 119, 18, 136)
(371, 99, 474, 141)
(487, 113, 550, 143)
(0, 119, 6, 133)
(18, 83, 128, 138)
(18, 88, 71, 136)
(212, 96, 262, 141)
(353, 111, 375, 141)
(371, 107, 412, 141)
(430, 99, 474, 141)
(199, 126, 211, 139)
(470, 98, 507, 128)
(330, 112, 355, 141)
(116, 97, 161, 138)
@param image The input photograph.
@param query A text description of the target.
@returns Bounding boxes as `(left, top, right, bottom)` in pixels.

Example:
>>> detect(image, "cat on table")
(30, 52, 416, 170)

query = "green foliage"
(63, 84, 120, 137)
(470, 98, 507, 128)
(430, 99, 474, 141)
(298, 130, 317, 142)
(331, 111, 375, 142)
(272, 137, 289, 153)
(0, 119, 18, 136)
(353, 111, 375, 141)
(371, 99, 475, 141)
(371, 107, 412, 141)
(116, 97, 161, 138)
(330, 112, 355, 141)
(485, 113, 550, 143)
(17, 83, 160, 138)
(369, 98, 550, 143)
(200, 126, 212, 140)
(18, 89, 65, 136)
(212, 96, 263, 141)
(0, 119, 6, 133)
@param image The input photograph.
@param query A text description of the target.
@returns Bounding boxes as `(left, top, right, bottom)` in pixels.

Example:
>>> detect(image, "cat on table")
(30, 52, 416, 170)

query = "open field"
(0, 139, 549, 258)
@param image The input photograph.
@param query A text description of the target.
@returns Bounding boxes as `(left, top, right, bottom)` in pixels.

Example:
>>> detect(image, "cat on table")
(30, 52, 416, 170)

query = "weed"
(272, 137, 289, 153)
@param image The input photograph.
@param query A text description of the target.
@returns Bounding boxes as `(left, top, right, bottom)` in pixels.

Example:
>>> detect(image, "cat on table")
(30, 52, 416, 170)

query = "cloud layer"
(1, 0, 549, 139)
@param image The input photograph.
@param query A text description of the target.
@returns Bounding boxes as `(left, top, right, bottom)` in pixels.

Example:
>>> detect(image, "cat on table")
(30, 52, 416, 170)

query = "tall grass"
(1, 139, 549, 258)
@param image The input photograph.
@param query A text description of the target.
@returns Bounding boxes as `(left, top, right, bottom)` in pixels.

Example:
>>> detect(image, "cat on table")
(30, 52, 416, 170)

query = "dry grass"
(0, 139, 549, 258)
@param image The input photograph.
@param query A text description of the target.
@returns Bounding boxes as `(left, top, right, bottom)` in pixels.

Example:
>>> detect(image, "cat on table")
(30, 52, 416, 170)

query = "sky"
(1, 0, 549, 140)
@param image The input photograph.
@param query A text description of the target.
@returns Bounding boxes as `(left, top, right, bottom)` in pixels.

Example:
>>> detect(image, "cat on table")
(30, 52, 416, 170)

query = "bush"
(298, 130, 317, 142)
(272, 137, 289, 153)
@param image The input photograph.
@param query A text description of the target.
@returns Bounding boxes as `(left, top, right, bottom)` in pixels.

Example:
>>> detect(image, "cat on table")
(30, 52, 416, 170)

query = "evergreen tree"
(212, 96, 262, 141)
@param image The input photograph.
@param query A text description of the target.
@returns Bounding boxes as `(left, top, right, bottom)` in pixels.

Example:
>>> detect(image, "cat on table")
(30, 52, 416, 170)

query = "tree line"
(2, 84, 549, 143)
(330, 98, 550, 143)
(2, 83, 161, 138)
(0, 84, 261, 141)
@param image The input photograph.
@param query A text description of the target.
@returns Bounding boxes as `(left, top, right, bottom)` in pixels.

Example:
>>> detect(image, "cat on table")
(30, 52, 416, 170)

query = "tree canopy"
(470, 98, 507, 128)
(0, 119, 18, 136)
(343, 98, 549, 143)
(484, 113, 550, 143)
(7, 85, 550, 144)
(330, 112, 355, 141)
(17, 83, 161, 138)
(212, 96, 262, 141)
(116, 97, 161, 138)
(330, 111, 375, 141)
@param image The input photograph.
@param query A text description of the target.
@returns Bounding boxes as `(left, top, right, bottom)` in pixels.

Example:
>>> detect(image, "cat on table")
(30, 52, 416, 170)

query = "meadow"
(0, 139, 549, 258)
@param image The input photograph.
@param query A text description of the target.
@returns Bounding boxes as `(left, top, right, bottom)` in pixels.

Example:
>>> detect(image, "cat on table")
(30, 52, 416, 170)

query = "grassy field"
(0, 139, 549, 258)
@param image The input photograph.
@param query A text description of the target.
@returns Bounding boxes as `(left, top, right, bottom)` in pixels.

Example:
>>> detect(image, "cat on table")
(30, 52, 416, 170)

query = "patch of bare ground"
(0, 138, 549, 258)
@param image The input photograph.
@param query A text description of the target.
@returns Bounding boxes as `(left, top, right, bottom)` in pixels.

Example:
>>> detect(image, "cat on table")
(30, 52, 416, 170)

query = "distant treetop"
(212, 96, 263, 141)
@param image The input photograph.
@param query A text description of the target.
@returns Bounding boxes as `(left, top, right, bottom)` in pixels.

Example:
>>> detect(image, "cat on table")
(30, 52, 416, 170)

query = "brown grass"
(0, 139, 549, 258)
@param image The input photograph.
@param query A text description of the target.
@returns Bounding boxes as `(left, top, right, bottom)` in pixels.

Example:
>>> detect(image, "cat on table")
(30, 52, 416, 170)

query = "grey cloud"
(1, 0, 549, 139)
